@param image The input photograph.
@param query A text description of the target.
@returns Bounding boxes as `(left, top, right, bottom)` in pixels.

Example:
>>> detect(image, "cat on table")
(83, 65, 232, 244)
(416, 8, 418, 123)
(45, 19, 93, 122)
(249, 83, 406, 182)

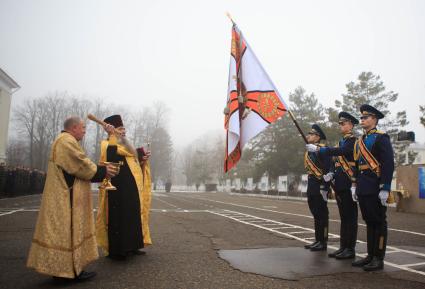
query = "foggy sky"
(1, 0, 424, 147)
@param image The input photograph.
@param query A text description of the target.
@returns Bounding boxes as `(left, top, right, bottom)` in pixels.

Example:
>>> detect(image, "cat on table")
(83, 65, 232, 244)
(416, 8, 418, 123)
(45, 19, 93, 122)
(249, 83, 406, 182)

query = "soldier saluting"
(306, 112, 359, 260)
(304, 124, 331, 252)
(351, 104, 394, 271)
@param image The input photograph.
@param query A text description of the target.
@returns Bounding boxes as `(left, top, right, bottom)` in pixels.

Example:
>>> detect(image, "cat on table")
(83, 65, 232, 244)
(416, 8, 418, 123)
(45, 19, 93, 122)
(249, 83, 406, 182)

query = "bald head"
(63, 116, 86, 141)
(64, 116, 82, 130)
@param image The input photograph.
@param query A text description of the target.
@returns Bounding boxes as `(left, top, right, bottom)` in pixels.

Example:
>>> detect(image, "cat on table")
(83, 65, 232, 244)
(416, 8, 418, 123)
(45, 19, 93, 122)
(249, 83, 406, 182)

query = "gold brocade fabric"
(26, 132, 99, 278)
(96, 137, 152, 255)
(141, 160, 152, 245)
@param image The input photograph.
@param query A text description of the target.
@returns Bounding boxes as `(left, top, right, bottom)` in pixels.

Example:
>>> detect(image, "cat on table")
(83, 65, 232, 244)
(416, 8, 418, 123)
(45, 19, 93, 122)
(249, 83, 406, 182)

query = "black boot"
(310, 241, 327, 251)
(363, 256, 384, 271)
(335, 248, 355, 259)
(352, 255, 373, 267)
(305, 219, 319, 249)
(366, 225, 375, 257)
(348, 201, 358, 250)
(374, 224, 388, 261)
(328, 247, 344, 258)
(311, 220, 327, 252)
(304, 241, 319, 249)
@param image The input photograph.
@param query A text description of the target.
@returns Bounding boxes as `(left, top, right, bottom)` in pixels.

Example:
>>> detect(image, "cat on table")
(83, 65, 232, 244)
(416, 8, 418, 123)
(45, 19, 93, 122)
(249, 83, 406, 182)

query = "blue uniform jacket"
(319, 134, 357, 192)
(306, 148, 331, 196)
(354, 129, 394, 196)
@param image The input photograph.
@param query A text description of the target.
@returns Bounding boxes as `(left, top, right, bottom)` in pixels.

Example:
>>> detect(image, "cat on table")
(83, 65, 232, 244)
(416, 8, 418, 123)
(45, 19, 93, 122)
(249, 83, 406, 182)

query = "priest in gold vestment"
(27, 116, 117, 281)
(96, 115, 152, 259)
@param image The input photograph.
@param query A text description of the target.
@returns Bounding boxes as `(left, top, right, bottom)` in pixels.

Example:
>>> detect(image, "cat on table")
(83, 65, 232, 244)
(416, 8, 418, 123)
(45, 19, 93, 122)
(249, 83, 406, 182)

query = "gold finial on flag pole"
(226, 12, 235, 24)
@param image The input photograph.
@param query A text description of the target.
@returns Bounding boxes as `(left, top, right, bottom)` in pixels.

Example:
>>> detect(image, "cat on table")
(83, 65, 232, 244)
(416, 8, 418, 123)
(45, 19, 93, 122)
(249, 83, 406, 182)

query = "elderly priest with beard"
(96, 114, 152, 260)
(27, 116, 117, 281)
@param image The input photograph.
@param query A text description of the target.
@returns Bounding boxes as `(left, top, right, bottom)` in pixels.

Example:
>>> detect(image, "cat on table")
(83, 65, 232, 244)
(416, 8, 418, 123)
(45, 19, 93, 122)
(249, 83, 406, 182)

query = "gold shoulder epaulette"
(375, 130, 385, 134)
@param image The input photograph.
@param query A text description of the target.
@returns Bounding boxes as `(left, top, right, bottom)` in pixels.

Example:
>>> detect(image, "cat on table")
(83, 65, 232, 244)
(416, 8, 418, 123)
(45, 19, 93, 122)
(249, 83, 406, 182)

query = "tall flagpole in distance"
(225, 12, 308, 145)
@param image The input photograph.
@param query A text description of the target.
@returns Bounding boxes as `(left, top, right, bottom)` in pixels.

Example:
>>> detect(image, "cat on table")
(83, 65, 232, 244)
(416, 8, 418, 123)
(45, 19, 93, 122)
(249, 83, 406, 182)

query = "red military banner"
(224, 23, 288, 172)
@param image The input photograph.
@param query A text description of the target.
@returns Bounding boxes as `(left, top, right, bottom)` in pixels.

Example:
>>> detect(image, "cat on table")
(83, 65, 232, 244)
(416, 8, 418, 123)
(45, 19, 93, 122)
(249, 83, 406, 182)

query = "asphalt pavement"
(1, 191, 425, 289)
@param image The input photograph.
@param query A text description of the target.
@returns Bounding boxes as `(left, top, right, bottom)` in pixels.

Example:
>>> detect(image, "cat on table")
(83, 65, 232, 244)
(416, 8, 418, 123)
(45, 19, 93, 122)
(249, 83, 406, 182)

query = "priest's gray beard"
(118, 136, 137, 157)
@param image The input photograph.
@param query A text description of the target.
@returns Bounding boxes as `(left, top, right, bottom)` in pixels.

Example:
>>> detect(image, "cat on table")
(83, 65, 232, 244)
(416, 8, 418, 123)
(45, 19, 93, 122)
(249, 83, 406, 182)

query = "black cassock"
(107, 144, 144, 256)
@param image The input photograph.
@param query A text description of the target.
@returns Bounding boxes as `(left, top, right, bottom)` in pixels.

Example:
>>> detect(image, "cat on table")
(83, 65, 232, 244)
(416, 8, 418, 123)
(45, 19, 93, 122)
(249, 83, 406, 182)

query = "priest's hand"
(142, 150, 151, 161)
(105, 163, 119, 178)
(103, 124, 115, 135)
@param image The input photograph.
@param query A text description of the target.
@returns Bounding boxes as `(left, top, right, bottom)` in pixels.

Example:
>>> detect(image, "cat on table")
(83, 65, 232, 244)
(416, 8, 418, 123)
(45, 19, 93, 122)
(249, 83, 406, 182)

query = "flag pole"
(287, 110, 308, 144)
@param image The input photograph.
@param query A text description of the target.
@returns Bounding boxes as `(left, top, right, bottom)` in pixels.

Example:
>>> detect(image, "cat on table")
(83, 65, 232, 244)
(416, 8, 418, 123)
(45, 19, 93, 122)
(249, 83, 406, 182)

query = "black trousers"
(335, 188, 358, 249)
(358, 194, 387, 260)
(307, 194, 329, 242)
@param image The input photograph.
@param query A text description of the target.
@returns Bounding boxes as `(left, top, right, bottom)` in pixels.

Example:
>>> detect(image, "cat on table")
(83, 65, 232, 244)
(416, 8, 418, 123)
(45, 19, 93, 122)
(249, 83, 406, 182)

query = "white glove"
(306, 144, 319, 152)
(320, 190, 328, 202)
(323, 172, 334, 182)
(351, 186, 358, 202)
(379, 190, 389, 206)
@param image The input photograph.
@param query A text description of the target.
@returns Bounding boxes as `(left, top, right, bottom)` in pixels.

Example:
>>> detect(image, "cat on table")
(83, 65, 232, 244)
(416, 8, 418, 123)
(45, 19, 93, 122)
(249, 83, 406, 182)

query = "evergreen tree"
(335, 72, 410, 166)
(231, 86, 327, 181)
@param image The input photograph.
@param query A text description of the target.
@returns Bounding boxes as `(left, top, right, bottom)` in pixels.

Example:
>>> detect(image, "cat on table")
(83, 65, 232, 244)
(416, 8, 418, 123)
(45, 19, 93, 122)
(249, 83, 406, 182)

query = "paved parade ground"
(1, 191, 425, 289)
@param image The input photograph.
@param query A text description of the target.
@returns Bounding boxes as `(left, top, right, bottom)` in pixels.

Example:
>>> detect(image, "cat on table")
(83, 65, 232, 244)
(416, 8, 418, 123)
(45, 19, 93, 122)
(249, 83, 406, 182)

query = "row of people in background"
(0, 165, 46, 198)
(26, 114, 152, 282)
(304, 104, 394, 272)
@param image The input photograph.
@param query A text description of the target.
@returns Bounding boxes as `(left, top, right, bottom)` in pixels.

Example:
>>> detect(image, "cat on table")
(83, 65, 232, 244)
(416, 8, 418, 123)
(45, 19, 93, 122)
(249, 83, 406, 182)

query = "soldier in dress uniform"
(5, 167, 16, 197)
(351, 104, 394, 271)
(303, 124, 331, 251)
(306, 112, 358, 259)
(0, 163, 6, 198)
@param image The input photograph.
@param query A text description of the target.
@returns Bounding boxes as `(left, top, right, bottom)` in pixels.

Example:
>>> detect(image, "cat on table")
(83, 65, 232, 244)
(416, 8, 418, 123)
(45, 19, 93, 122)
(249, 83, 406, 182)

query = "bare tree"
(152, 101, 170, 130)
(10, 93, 176, 178)
(13, 98, 38, 167)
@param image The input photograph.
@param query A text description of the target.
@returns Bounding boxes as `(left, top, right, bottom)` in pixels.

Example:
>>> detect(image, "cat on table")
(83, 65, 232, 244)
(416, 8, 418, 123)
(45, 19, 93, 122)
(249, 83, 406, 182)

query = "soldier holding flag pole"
(306, 112, 359, 259)
(303, 124, 331, 251)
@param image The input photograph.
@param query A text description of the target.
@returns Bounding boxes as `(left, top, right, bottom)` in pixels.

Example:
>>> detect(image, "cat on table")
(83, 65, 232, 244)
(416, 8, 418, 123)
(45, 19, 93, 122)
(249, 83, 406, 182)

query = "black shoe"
(310, 242, 327, 251)
(328, 248, 344, 258)
(352, 255, 373, 267)
(335, 248, 356, 260)
(363, 257, 384, 271)
(304, 241, 319, 249)
(75, 271, 96, 282)
(52, 276, 73, 283)
(132, 250, 146, 256)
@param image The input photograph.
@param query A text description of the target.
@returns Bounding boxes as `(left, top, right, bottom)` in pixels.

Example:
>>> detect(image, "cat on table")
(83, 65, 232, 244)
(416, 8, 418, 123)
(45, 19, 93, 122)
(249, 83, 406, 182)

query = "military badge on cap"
(338, 111, 359, 125)
(309, 124, 326, 140)
(360, 104, 385, 119)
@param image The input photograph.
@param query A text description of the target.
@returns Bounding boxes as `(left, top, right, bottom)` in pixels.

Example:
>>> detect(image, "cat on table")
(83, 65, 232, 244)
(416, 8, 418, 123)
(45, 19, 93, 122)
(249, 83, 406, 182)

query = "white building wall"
(0, 69, 19, 164)
(0, 88, 12, 164)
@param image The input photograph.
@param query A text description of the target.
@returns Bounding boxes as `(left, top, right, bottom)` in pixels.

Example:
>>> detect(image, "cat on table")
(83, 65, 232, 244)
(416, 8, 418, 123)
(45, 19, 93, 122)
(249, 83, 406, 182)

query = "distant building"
(0, 68, 20, 164)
